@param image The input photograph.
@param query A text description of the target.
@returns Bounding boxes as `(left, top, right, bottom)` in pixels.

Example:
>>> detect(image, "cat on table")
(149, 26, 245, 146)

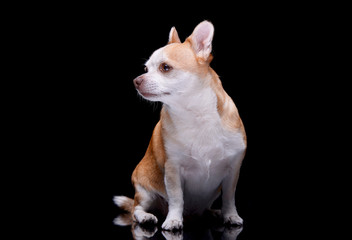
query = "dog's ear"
(187, 21, 214, 62)
(168, 27, 181, 44)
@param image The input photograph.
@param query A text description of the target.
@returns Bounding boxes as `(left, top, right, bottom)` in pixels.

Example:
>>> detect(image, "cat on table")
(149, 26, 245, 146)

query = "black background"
(32, 3, 332, 239)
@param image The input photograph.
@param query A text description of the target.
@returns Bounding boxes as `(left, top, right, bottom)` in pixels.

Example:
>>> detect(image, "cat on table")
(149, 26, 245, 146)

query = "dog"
(114, 20, 247, 231)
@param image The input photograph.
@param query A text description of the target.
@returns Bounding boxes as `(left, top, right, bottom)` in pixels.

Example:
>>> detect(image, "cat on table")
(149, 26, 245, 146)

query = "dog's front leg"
(221, 157, 244, 226)
(162, 161, 184, 230)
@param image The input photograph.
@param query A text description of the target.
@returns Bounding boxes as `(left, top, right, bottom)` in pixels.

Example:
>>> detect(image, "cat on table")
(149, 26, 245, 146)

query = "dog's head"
(133, 21, 215, 104)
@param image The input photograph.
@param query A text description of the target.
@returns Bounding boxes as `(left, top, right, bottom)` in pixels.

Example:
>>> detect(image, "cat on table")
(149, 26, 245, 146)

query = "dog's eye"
(159, 63, 172, 73)
(144, 66, 148, 72)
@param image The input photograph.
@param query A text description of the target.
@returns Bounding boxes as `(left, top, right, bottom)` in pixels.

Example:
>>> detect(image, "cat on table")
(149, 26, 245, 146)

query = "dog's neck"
(170, 88, 216, 111)
(160, 71, 223, 128)
(160, 68, 241, 135)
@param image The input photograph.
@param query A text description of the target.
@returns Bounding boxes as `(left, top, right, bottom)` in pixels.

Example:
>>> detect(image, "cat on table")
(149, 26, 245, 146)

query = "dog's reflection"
(113, 212, 243, 240)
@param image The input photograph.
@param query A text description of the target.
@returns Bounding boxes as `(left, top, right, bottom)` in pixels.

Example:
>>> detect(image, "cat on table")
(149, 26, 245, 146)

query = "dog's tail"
(113, 196, 134, 212)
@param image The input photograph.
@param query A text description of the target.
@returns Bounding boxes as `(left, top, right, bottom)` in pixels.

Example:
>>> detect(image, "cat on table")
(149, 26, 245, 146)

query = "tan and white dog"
(114, 21, 247, 231)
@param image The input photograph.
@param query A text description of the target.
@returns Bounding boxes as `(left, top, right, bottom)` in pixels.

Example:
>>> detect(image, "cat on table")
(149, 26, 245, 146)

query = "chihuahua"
(114, 21, 247, 231)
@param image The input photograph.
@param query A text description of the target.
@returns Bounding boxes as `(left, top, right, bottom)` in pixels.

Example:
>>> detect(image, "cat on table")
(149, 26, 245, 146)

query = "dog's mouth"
(138, 90, 171, 99)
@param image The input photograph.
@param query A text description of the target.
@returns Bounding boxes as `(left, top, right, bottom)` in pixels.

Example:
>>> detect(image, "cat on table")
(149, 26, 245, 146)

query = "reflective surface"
(112, 212, 243, 240)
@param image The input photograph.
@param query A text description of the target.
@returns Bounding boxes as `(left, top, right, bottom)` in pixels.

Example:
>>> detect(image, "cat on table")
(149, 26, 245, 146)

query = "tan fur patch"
(163, 42, 210, 77)
(208, 68, 247, 145)
(132, 121, 166, 197)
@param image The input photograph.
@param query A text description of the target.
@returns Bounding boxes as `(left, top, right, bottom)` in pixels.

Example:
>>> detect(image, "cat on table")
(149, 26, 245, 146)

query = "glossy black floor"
(111, 184, 305, 240)
(113, 225, 243, 240)
(111, 211, 244, 240)
(111, 202, 299, 240)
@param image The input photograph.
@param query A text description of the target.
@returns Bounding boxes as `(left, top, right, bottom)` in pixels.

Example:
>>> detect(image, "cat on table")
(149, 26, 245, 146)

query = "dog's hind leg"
(132, 184, 158, 224)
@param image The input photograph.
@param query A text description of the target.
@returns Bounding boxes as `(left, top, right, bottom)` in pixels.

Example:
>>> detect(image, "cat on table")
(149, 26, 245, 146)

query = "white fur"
(163, 81, 246, 216)
(113, 196, 130, 207)
(140, 46, 198, 102)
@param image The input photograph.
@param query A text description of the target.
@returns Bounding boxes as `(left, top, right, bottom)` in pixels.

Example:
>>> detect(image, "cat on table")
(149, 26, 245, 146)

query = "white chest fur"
(162, 87, 245, 213)
(164, 87, 244, 162)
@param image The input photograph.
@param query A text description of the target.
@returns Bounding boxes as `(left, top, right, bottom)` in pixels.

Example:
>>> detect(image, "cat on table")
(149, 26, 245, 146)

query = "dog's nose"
(133, 76, 144, 88)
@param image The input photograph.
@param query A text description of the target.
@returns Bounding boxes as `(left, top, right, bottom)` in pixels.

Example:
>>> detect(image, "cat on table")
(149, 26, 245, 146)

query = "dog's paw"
(134, 211, 158, 224)
(162, 230, 183, 240)
(222, 225, 243, 240)
(223, 213, 243, 226)
(133, 222, 158, 238)
(162, 218, 183, 231)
